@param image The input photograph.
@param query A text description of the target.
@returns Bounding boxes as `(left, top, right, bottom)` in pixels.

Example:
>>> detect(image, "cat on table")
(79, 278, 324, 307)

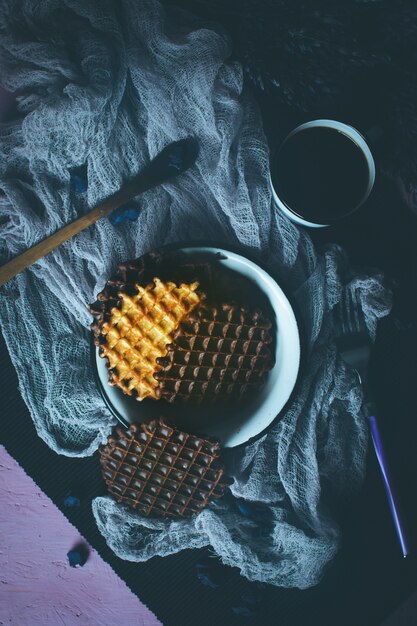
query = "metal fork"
(334, 288, 409, 558)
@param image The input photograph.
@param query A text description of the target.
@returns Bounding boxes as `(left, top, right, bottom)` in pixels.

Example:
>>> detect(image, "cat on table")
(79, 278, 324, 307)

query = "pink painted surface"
(0, 445, 162, 626)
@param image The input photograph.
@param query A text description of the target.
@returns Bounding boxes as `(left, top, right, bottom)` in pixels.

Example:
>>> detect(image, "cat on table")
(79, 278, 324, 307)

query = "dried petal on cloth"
(0, 0, 392, 588)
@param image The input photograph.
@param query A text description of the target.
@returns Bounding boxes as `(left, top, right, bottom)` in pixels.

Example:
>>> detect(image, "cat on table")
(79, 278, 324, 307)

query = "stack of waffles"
(89, 252, 274, 404)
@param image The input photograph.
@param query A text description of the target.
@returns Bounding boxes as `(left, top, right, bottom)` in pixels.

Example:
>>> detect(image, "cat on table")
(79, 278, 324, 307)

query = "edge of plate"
(90, 241, 305, 448)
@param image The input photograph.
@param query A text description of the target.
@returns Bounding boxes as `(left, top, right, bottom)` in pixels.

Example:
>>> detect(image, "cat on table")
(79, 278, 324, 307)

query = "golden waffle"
(94, 278, 203, 400)
(99, 418, 232, 518)
(89, 251, 212, 327)
(154, 302, 274, 403)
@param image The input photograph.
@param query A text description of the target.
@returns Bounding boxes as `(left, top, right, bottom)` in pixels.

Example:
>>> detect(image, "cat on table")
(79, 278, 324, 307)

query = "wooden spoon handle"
(0, 200, 115, 287)
(0, 138, 199, 287)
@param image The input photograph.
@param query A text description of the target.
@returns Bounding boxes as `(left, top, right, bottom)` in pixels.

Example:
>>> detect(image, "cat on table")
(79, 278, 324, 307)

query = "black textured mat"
(2, 134, 417, 626)
(1, 178, 417, 626)
(1, 269, 417, 626)
(3, 0, 417, 621)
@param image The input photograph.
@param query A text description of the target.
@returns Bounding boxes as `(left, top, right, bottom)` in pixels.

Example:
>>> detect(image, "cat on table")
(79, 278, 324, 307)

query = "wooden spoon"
(0, 138, 199, 287)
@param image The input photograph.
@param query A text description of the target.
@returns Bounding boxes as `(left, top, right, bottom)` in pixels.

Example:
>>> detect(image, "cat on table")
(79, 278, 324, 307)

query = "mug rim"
(269, 119, 376, 228)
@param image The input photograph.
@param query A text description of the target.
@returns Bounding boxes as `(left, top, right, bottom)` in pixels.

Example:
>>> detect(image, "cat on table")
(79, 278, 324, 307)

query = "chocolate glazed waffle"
(100, 418, 232, 518)
(154, 302, 274, 404)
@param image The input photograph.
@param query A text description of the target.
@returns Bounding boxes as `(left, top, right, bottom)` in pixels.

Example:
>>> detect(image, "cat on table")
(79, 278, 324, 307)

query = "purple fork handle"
(368, 414, 409, 557)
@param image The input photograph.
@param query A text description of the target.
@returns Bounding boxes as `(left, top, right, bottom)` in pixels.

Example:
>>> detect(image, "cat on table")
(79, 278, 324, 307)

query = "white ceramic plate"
(93, 245, 301, 448)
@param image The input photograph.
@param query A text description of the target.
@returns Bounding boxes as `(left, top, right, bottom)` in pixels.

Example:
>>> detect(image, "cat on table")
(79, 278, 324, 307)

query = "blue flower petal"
(63, 495, 80, 508)
(67, 550, 86, 568)
(236, 501, 252, 517)
(108, 212, 124, 225)
(108, 203, 140, 225)
(70, 170, 88, 193)
(125, 207, 140, 221)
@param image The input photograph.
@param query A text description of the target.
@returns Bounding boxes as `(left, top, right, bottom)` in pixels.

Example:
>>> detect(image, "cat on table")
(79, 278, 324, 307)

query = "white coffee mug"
(269, 119, 376, 228)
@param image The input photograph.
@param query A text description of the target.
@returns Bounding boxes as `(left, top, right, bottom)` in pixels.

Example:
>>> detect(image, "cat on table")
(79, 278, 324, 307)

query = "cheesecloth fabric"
(0, 0, 392, 588)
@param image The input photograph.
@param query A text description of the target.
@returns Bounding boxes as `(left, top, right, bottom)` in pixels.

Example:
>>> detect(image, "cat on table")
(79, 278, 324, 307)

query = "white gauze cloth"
(0, 0, 391, 588)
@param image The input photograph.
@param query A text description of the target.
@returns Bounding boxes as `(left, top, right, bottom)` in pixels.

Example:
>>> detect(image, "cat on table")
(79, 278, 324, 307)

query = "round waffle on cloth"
(99, 418, 232, 518)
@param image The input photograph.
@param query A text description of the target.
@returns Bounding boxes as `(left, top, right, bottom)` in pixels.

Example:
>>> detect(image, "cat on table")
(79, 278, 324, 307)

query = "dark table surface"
(2, 118, 417, 626)
(2, 4, 417, 625)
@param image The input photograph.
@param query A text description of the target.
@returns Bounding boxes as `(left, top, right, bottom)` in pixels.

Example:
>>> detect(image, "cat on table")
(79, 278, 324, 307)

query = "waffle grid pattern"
(98, 278, 203, 400)
(155, 303, 274, 403)
(100, 420, 230, 517)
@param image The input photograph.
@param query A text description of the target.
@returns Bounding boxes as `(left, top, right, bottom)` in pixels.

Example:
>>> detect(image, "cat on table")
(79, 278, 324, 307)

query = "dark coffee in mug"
(270, 120, 375, 227)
